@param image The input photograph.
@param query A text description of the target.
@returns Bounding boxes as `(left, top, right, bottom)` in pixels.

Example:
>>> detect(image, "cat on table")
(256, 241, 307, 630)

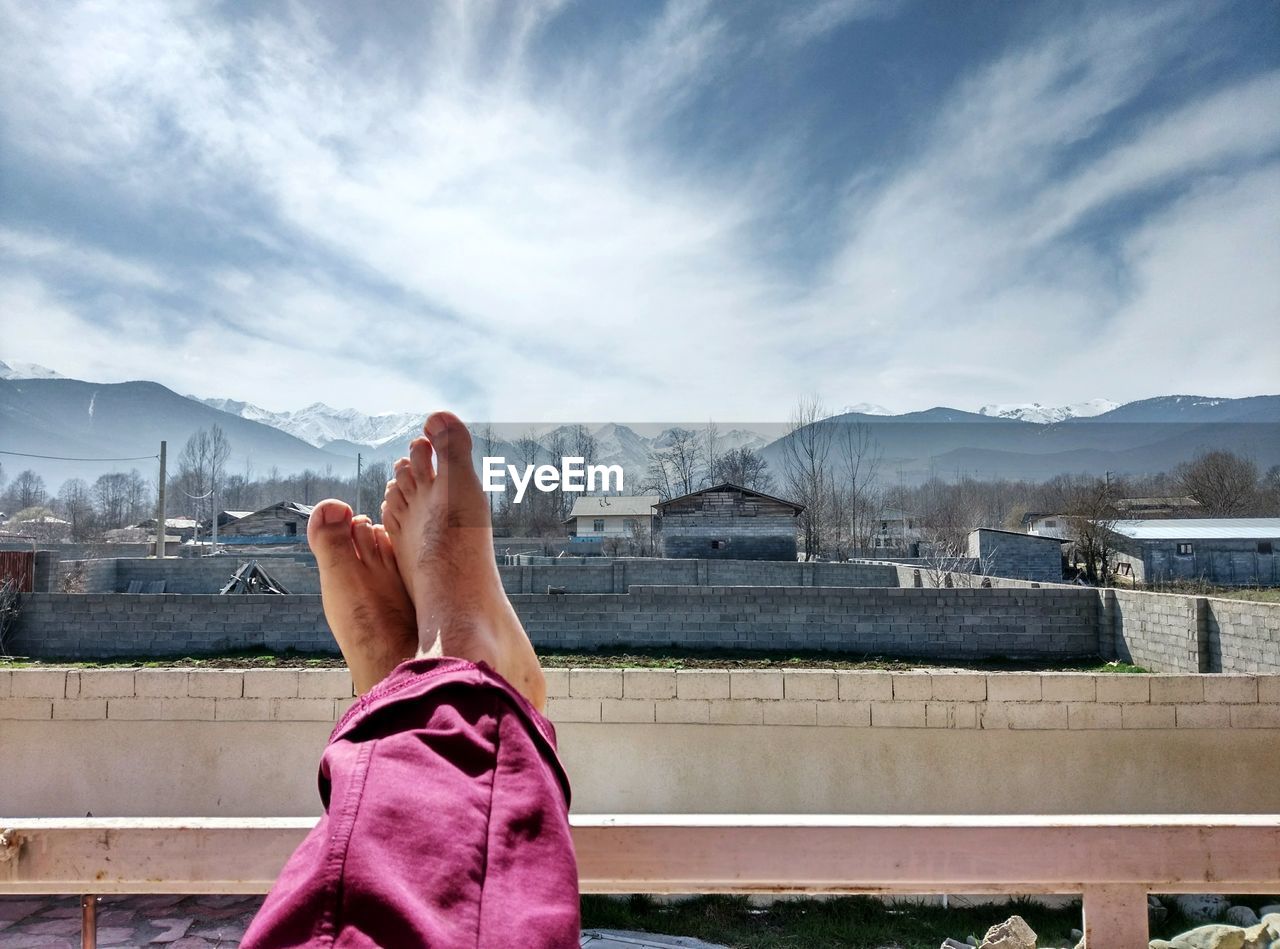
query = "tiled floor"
(0, 897, 725, 949)
(0, 894, 260, 947)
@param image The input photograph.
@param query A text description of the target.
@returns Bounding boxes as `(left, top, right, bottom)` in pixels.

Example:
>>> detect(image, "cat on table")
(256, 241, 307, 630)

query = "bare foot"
(307, 499, 417, 695)
(380, 412, 547, 711)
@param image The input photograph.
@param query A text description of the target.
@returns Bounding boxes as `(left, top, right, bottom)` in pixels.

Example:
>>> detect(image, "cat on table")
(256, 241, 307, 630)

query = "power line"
(0, 449, 159, 462)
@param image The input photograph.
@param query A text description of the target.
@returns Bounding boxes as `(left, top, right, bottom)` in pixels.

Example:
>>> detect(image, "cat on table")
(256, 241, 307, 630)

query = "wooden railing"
(2, 815, 1278, 949)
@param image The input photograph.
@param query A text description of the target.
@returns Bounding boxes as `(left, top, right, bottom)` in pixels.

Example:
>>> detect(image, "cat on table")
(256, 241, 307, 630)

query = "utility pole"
(355, 453, 363, 519)
(154, 440, 167, 559)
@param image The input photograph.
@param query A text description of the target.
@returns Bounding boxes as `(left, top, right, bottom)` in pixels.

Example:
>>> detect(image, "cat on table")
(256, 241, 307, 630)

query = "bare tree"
(176, 425, 233, 524)
(834, 421, 883, 556)
(780, 397, 833, 559)
(702, 421, 721, 487)
(56, 478, 97, 539)
(4, 469, 47, 511)
(712, 446, 775, 493)
(1177, 450, 1259, 516)
(1047, 475, 1119, 584)
(642, 428, 703, 500)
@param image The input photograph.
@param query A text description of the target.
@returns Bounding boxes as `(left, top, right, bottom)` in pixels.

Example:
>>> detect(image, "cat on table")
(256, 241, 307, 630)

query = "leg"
(381, 411, 547, 711)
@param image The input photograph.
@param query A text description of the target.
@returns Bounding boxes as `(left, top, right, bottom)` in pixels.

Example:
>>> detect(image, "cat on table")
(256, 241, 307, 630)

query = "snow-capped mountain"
(977, 399, 1120, 424)
(842, 402, 893, 416)
(0, 360, 65, 380)
(193, 397, 421, 449)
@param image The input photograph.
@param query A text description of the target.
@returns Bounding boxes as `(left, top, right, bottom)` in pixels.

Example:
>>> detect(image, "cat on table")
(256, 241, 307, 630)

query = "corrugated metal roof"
(567, 495, 659, 518)
(1110, 518, 1280, 540)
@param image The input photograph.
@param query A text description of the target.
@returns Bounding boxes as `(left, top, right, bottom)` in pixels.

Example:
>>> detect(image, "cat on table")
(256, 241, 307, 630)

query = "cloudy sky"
(1, 0, 1277, 421)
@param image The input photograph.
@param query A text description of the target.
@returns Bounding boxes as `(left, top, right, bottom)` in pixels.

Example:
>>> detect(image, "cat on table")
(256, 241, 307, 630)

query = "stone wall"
(3, 667, 1278, 818)
(968, 529, 1064, 584)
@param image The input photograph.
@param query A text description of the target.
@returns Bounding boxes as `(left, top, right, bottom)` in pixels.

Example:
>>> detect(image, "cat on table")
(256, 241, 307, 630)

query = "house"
(968, 528, 1065, 584)
(1107, 518, 1280, 586)
(654, 483, 803, 561)
(216, 502, 315, 545)
(871, 509, 926, 552)
(133, 517, 199, 542)
(1025, 514, 1071, 540)
(564, 496, 658, 544)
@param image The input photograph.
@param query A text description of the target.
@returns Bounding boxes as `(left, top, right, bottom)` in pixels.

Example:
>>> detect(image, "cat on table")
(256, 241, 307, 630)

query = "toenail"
(426, 414, 447, 437)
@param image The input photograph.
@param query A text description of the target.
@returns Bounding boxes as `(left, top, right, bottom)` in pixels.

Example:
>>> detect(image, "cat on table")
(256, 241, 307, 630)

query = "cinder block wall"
(497, 558, 901, 594)
(1206, 596, 1280, 673)
(510, 586, 1099, 659)
(1104, 589, 1204, 673)
(3, 668, 1278, 817)
(968, 530, 1063, 584)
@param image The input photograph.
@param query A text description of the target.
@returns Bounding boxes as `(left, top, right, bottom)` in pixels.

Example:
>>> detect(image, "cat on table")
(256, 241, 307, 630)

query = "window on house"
(285, 522, 297, 536)
(710, 539, 729, 549)
(593, 519, 605, 533)
(1259, 541, 1274, 555)
(625, 519, 637, 534)
(1176, 542, 1193, 556)
(1044, 519, 1057, 528)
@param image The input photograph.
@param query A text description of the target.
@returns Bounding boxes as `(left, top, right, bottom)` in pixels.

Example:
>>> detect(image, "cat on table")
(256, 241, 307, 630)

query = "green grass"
(0, 646, 1147, 673)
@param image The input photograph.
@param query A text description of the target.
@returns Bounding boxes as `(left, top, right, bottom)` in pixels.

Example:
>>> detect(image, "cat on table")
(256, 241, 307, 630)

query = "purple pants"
(241, 658, 580, 948)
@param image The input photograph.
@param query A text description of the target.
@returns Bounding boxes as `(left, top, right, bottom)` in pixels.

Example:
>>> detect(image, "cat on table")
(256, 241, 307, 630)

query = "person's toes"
(352, 515, 378, 563)
(424, 412, 473, 473)
(381, 502, 400, 536)
(308, 499, 357, 568)
(393, 458, 417, 497)
(373, 524, 397, 566)
(408, 436, 435, 482)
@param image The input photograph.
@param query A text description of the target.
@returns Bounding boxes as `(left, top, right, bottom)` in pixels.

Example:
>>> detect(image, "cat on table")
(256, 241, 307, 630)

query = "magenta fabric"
(241, 657, 580, 949)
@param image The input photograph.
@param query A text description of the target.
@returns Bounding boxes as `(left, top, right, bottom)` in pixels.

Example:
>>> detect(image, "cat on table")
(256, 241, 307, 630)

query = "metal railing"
(2, 815, 1278, 949)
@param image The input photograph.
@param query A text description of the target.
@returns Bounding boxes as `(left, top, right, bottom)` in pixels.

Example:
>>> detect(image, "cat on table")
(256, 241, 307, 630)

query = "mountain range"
(1, 361, 1277, 491)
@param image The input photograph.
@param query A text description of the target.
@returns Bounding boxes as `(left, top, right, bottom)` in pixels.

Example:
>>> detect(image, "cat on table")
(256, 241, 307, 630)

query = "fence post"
(1082, 883, 1147, 948)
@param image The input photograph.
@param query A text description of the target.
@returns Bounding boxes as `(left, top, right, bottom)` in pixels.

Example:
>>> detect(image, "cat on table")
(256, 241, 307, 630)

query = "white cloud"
(0, 0, 1276, 423)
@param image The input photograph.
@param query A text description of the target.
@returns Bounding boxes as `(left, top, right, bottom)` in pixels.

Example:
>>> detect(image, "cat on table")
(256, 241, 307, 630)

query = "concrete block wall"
(511, 585, 1099, 659)
(498, 558, 901, 594)
(52, 557, 320, 594)
(1206, 596, 1280, 673)
(968, 530, 1064, 584)
(5, 667, 1278, 818)
(1103, 589, 1205, 673)
(6, 666, 1276, 731)
(11, 585, 1097, 660)
(542, 668, 1280, 730)
(10, 594, 335, 658)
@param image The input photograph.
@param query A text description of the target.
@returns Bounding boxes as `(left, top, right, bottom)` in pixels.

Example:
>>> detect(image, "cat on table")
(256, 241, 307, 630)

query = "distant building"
(1108, 518, 1280, 586)
(216, 502, 314, 545)
(968, 528, 1065, 584)
(1025, 514, 1070, 540)
(563, 496, 658, 545)
(1113, 496, 1202, 518)
(872, 509, 926, 552)
(655, 483, 803, 561)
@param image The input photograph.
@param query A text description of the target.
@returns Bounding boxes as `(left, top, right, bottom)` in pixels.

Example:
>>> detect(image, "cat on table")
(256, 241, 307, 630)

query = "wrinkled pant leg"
(241, 660, 579, 949)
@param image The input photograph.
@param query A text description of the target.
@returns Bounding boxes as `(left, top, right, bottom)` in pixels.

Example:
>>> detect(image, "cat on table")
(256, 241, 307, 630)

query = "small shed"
(1108, 518, 1280, 586)
(968, 528, 1065, 583)
(655, 483, 803, 561)
(217, 502, 314, 545)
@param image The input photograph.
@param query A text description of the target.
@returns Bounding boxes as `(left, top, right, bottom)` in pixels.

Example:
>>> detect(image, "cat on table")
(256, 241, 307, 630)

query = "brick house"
(654, 483, 803, 561)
